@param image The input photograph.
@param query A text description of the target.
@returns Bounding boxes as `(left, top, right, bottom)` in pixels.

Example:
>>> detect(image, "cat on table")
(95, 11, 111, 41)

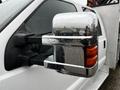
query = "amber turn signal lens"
(85, 56, 97, 67)
(85, 45, 98, 68)
(86, 46, 97, 57)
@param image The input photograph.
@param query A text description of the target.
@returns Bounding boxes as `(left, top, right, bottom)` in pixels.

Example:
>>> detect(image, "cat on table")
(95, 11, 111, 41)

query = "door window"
(20, 0, 77, 34)
(5, 0, 77, 71)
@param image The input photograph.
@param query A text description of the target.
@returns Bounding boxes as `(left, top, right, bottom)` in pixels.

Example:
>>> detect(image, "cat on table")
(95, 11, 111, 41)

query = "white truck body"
(0, 0, 119, 90)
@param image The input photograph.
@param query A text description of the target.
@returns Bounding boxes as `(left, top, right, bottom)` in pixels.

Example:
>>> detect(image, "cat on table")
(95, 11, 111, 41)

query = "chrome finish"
(42, 34, 93, 46)
(44, 59, 98, 77)
(42, 34, 98, 77)
(42, 12, 98, 77)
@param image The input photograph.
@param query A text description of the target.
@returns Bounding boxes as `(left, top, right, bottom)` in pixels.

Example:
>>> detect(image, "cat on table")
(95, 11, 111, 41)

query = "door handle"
(104, 40, 106, 48)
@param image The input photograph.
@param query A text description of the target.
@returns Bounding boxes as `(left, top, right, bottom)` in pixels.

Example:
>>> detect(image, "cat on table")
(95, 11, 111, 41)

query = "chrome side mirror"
(42, 12, 98, 77)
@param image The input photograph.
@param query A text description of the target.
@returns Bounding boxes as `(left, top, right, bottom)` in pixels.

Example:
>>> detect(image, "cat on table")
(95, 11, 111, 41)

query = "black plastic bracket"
(5, 33, 53, 71)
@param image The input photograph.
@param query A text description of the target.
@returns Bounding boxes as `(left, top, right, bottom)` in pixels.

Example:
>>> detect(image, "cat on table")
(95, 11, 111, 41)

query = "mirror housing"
(43, 12, 98, 77)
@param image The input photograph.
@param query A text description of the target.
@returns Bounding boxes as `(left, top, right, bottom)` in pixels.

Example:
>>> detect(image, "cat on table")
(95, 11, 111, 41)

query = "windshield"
(0, 0, 33, 32)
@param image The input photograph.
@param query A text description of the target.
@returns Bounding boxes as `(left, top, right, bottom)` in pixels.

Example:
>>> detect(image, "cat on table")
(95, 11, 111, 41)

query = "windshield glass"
(0, 0, 33, 32)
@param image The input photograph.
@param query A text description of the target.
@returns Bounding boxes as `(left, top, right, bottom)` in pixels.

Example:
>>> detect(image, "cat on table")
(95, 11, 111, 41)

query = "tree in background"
(87, 0, 98, 7)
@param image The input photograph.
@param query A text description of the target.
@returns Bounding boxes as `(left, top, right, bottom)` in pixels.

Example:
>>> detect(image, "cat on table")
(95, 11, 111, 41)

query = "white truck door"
(94, 0, 119, 69)
(0, 0, 110, 90)
(97, 22, 107, 70)
(0, 0, 85, 90)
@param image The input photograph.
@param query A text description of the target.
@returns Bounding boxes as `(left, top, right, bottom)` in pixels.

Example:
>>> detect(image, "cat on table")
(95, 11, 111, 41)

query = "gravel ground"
(99, 64, 120, 90)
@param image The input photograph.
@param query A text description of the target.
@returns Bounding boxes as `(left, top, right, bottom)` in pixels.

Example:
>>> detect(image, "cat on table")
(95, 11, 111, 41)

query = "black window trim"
(97, 21, 103, 36)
